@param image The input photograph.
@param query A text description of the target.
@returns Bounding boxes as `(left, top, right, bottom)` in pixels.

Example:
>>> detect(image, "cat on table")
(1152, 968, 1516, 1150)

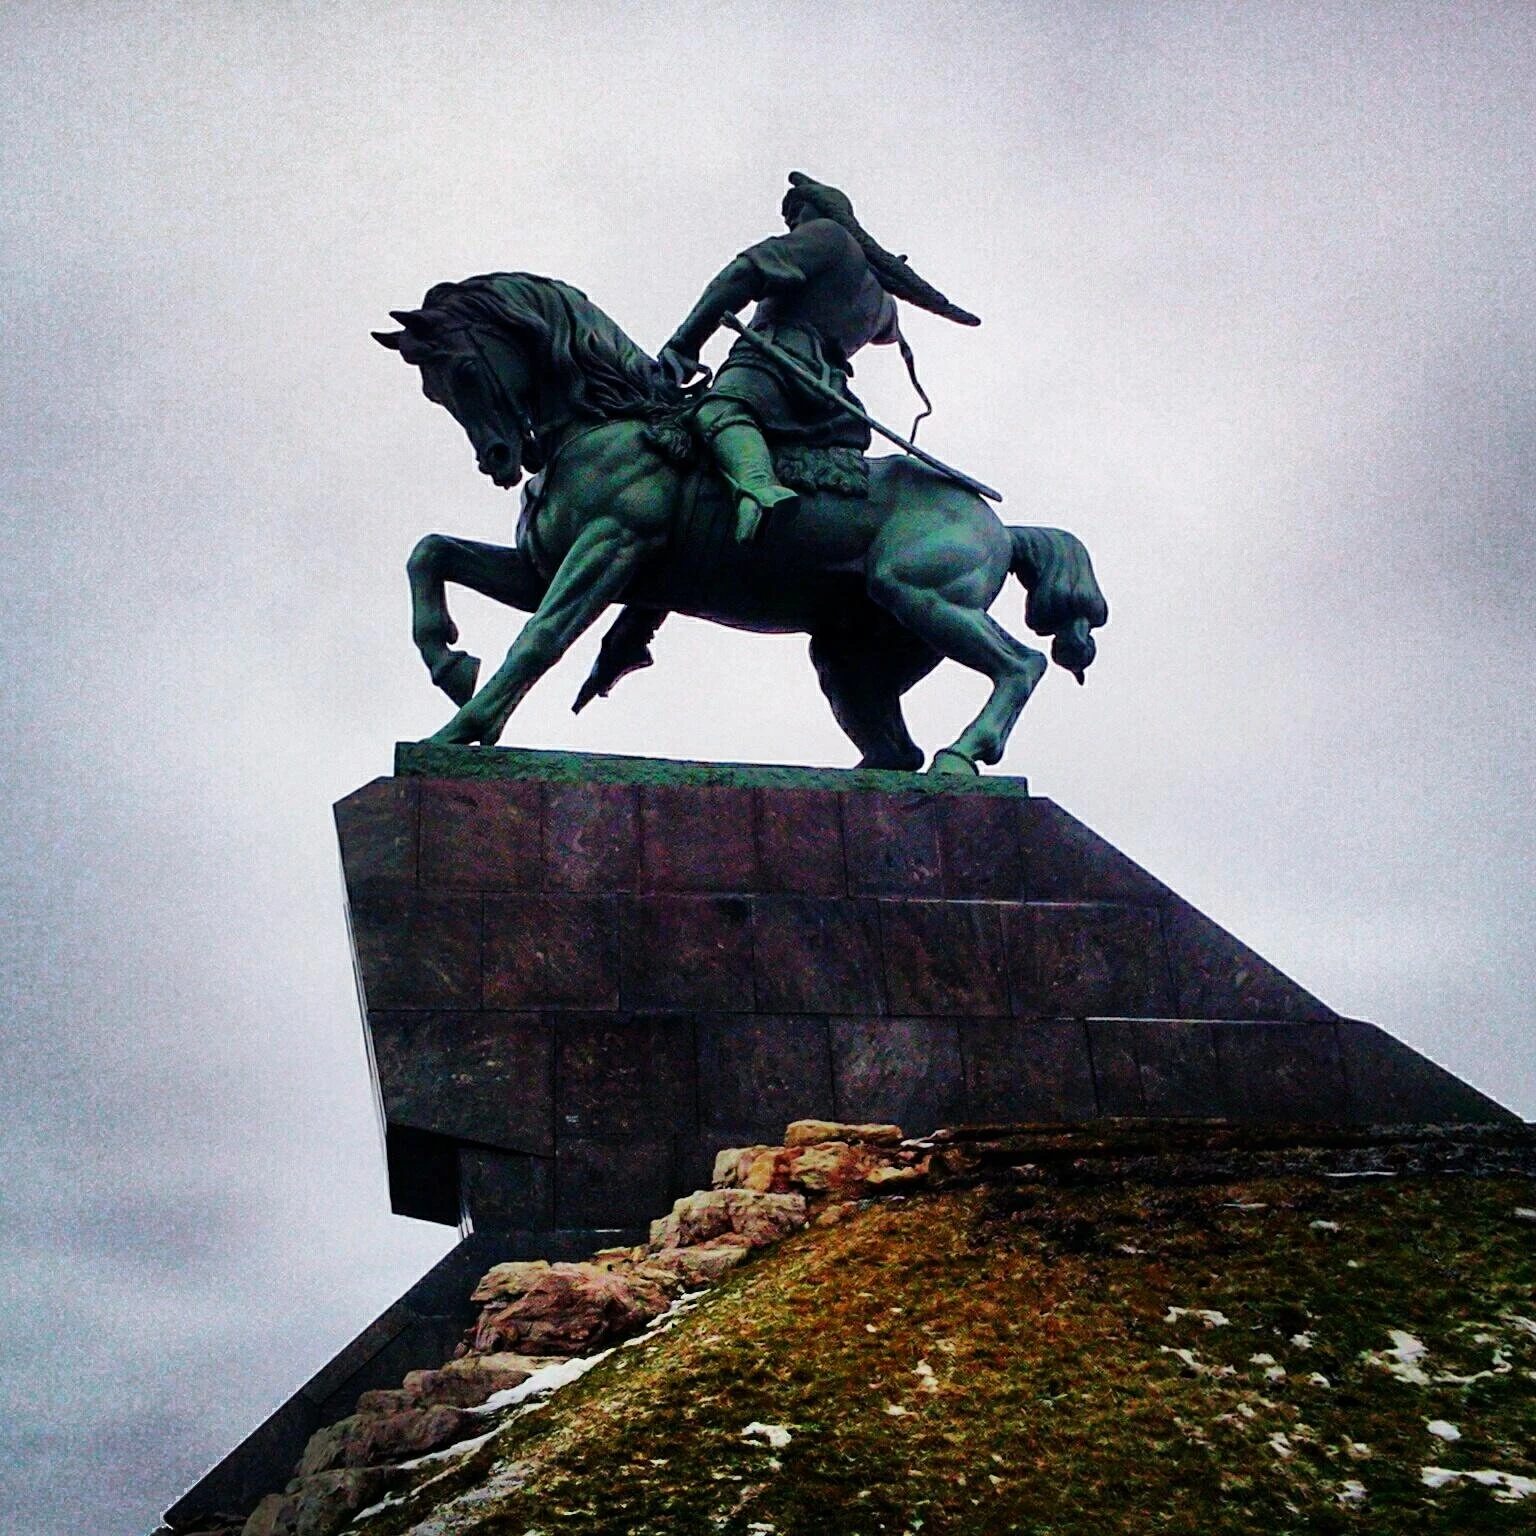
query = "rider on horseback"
(658, 171, 981, 542)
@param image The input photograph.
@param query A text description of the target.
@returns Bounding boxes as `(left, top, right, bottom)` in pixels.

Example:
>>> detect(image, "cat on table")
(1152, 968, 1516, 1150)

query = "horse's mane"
(421, 272, 680, 423)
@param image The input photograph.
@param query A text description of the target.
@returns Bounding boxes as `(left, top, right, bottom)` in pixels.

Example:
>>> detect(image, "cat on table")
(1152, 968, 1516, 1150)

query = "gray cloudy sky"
(1, 3, 1532, 1531)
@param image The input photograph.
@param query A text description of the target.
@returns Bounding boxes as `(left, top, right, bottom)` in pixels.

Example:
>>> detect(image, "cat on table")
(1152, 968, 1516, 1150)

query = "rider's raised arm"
(664, 219, 842, 359)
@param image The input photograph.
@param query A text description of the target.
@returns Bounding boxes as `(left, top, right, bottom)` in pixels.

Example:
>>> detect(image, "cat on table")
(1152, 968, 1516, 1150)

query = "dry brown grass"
(360, 1174, 1536, 1535)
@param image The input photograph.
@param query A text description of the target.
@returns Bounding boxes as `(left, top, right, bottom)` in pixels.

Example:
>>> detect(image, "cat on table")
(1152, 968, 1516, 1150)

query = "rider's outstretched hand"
(658, 345, 705, 389)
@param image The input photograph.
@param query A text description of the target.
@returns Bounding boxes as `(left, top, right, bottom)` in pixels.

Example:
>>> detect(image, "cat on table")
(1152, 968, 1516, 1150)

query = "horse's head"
(375, 304, 536, 489)
(376, 273, 679, 491)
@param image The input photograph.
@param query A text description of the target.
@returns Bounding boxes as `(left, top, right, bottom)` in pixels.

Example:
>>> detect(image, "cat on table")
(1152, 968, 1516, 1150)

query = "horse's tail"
(1008, 526, 1109, 683)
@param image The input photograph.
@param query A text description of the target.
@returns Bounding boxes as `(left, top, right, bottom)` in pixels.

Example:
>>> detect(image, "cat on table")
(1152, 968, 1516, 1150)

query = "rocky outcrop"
(242, 1470, 400, 1536)
(468, 1262, 674, 1356)
(222, 1118, 901, 1536)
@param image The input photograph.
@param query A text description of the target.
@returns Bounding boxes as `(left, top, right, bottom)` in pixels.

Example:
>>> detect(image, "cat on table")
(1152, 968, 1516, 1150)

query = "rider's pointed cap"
(784, 171, 980, 327)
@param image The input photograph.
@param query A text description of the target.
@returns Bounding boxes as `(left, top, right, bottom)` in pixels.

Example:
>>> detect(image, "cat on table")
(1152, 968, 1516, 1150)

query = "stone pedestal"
(337, 744, 1514, 1240)
(165, 746, 1518, 1529)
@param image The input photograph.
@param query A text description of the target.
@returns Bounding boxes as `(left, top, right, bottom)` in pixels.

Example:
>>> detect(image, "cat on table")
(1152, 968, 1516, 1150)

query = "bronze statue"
(376, 174, 1106, 774)
(658, 171, 980, 542)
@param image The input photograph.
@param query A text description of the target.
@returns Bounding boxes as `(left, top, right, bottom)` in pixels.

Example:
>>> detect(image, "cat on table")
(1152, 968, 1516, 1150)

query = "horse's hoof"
(929, 748, 980, 777)
(431, 650, 481, 707)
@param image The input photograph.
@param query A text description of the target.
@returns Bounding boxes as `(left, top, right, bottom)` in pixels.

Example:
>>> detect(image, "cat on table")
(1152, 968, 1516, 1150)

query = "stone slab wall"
(337, 748, 1513, 1236)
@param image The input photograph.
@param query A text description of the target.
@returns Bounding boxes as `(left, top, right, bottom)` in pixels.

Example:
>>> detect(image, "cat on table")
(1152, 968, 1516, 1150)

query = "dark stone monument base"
(164, 745, 1517, 1528)
(343, 745, 1514, 1237)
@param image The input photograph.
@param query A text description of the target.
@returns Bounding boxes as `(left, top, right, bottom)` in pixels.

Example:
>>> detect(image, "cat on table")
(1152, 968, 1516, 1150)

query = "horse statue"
(374, 273, 1107, 774)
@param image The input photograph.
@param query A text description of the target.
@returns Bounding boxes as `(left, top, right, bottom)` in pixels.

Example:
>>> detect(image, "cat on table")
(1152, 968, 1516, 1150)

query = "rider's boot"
(696, 406, 799, 543)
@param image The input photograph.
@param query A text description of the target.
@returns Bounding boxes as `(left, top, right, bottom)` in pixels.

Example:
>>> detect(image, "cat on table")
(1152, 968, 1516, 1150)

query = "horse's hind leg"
(408, 534, 548, 706)
(809, 628, 936, 772)
(866, 519, 1046, 772)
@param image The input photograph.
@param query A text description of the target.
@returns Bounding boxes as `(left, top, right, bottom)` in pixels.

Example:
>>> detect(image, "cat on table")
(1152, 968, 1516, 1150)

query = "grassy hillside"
(354, 1164, 1535, 1535)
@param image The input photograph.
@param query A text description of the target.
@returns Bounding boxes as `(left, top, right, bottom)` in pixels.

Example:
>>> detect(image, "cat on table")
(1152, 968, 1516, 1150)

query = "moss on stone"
(359, 1173, 1536, 1534)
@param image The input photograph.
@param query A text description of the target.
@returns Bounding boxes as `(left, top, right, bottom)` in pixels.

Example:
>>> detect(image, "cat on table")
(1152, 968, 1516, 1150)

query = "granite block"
(483, 895, 619, 1010)
(349, 889, 480, 1009)
(880, 901, 1009, 1016)
(554, 1014, 697, 1138)
(1006, 902, 1173, 1018)
(842, 792, 942, 896)
(1085, 1019, 1146, 1115)
(1164, 901, 1335, 1022)
(419, 778, 541, 889)
(756, 787, 846, 895)
(1131, 1019, 1227, 1117)
(640, 784, 757, 892)
(751, 897, 884, 1014)
(830, 1017, 966, 1135)
(960, 1019, 1099, 1121)
(939, 795, 1024, 899)
(370, 1010, 552, 1153)
(459, 1147, 555, 1232)
(385, 1124, 460, 1225)
(620, 896, 754, 1011)
(697, 1014, 835, 1141)
(1212, 1021, 1350, 1122)
(555, 1137, 679, 1231)
(543, 782, 639, 892)
(335, 778, 418, 889)
(1337, 1020, 1516, 1125)
(1016, 800, 1167, 900)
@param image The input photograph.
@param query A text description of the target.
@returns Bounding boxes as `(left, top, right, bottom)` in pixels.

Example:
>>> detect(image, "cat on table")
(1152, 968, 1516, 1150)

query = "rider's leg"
(693, 396, 798, 542)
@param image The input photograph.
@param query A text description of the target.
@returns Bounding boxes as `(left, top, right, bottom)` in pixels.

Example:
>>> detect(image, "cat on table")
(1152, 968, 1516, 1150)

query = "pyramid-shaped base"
(334, 746, 1514, 1237)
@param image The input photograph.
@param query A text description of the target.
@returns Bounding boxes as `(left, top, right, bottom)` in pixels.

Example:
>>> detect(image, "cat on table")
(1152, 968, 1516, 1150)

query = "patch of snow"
(1268, 1432, 1294, 1458)
(1336, 1480, 1366, 1505)
(1512, 1207, 1536, 1223)
(472, 1348, 616, 1416)
(914, 1361, 939, 1392)
(1159, 1345, 1236, 1378)
(1503, 1314, 1536, 1339)
(1307, 1372, 1332, 1388)
(1290, 1332, 1315, 1350)
(1421, 1467, 1536, 1502)
(1427, 1420, 1461, 1442)
(1367, 1330, 1431, 1386)
(1222, 1202, 1267, 1210)
(354, 1489, 408, 1522)
(1249, 1352, 1277, 1366)
(1117, 1243, 1145, 1255)
(1346, 1260, 1363, 1269)
(1309, 1220, 1341, 1232)
(742, 1422, 793, 1450)
(1323, 1170, 1395, 1179)
(746, 1523, 777, 1534)
(1166, 1307, 1230, 1328)
(396, 1427, 501, 1471)
(400, 1459, 536, 1535)
(1343, 1440, 1372, 1460)
(884, 1402, 909, 1417)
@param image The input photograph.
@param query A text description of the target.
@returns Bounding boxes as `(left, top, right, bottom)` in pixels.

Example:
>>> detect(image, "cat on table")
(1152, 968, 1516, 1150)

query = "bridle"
(444, 322, 573, 473)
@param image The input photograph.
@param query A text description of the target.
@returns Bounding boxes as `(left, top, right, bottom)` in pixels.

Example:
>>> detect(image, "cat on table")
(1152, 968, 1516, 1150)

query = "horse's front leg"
(428, 517, 659, 746)
(408, 534, 549, 706)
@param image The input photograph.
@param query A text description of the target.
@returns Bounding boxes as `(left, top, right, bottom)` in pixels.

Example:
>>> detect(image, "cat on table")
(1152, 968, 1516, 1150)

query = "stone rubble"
(228, 1118, 924, 1536)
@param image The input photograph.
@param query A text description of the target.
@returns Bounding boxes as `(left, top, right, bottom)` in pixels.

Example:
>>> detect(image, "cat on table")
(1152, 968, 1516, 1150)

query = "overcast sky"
(1, 4, 1532, 1532)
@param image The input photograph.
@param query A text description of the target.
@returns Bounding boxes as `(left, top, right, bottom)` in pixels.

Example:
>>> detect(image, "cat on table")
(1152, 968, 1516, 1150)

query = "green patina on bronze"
(395, 741, 1031, 797)
(376, 174, 1108, 776)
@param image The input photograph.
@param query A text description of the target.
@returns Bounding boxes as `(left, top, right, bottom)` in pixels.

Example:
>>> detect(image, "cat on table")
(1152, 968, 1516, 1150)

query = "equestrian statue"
(375, 172, 1107, 774)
